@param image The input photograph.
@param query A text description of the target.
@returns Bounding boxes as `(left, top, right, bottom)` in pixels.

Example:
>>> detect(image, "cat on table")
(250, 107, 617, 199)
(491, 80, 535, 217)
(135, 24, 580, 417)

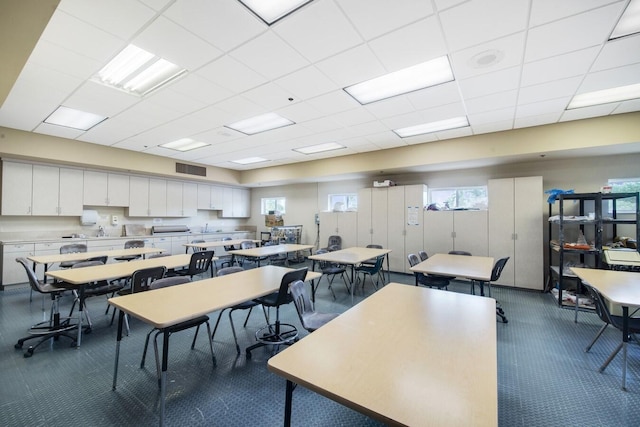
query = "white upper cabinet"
(197, 184, 224, 211)
(167, 181, 197, 217)
(1, 161, 33, 215)
(83, 171, 130, 206)
(220, 187, 250, 218)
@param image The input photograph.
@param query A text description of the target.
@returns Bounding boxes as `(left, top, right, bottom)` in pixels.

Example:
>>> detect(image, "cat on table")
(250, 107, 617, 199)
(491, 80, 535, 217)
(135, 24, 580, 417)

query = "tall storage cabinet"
(488, 176, 543, 290)
(319, 211, 357, 249)
(423, 210, 488, 256)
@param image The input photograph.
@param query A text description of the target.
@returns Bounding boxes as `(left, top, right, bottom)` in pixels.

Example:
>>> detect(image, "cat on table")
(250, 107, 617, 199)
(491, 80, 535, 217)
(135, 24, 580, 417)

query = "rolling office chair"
(14, 258, 77, 357)
(246, 268, 308, 358)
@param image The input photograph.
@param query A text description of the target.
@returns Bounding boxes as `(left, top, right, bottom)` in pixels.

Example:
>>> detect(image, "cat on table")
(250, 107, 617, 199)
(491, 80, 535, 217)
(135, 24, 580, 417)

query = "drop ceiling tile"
(194, 127, 245, 145)
(417, 102, 468, 124)
(133, 16, 222, 70)
(139, 0, 173, 11)
(65, 81, 140, 117)
(366, 132, 406, 149)
(33, 122, 85, 139)
(337, 0, 434, 40)
(434, 0, 470, 11)
(299, 116, 343, 134)
(592, 34, 640, 72)
(346, 120, 389, 137)
(407, 81, 463, 111)
(439, 0, 529, 52)
(58, 0, 155, 39)
(145, 86, 207, 115)
(306, 90, 360, 115)
(435, 125, 473, 140)
(214, 96, 266, 121)
(465, 90, 518, 114)
(529, 0, 621, 27)
(276, 101, 324, 124)
(164, 0, 265, 52)
(28, 39, 102, 80)
(458, 66, 521, 100)
(560, 103, 618, 121)
(80, 118, 146, 146)
(396, 133, 438, 145)
(197, 55, 267, 94)
(273, 1, 363, 63)
(514, 112, 563, 128)
(516, 97, 571, 118)
(613, 99, 640, 114)
(113, 99, 179, 129)
(332, 108, 378, 127)
(517, 76, 582, 105)
(230, 32, 309, 80)
(521, 46, 600, 87)
(471, 120, 513, 135)
(368, 16, 447, 71)
(40, 9, 124, 63)
(242, 83, 301, 110)
(364, 96, 417, 119)
(274, 66, 338, 100)
(451, 32, 526, 80)
(467, 107, 515, 126)
(524, 3, 625, 62)
(169, 74, 235, 105)
(316, 45, 385, 87)
(578, 62, 640, 92)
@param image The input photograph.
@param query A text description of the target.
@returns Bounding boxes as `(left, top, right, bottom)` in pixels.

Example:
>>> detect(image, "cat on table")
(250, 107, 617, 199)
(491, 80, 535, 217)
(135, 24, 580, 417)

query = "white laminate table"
(307, 247, 392, 303)
(410, 253, 495, 294)
(182, 239, 261, 253)
(45, 254, 195, 348)
(571, 267, 640, 390)
(229, 244, 314, 267)
(108, 265, 321, 427)
(268, 283, 498, 426)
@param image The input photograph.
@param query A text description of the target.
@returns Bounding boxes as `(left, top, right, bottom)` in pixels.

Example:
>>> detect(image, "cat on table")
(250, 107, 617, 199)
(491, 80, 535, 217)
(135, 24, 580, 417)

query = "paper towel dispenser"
(80, 210, 99, 225)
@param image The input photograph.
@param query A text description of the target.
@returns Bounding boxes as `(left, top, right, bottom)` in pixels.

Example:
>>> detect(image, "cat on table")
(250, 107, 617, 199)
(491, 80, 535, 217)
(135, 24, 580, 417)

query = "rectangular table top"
(228, 244, 314, 258)
(410, 253, 494, 282)
(28, 247, 165, 265)
(109, 265, 320, 329)
(183, 239, 260, 249)
(571, 267, 640, 308)
(268, 283, 498, 426)
(307, 247, 392, 265)
(45, 254, 194, 285)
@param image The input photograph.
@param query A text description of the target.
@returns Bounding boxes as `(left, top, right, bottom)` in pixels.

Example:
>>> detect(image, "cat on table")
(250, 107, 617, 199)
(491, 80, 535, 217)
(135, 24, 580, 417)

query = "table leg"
(385, 254, 390, 284)
(76, 285, 85, 348)
(160, 329, 170, 427)
(622, 306, 629, 391)
(112, 309, 125, 390)
(284, 380, 294, 427)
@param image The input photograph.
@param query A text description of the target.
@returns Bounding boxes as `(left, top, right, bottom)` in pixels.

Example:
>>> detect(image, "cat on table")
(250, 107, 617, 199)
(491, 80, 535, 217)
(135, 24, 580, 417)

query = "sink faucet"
(204, 223, 209, 233)
(97, 225, 105, 237)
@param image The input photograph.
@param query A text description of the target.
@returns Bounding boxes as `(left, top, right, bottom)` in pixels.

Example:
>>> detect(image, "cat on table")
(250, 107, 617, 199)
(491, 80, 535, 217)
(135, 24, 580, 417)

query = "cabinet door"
(424, 211, 454, 255)
(182, 182, 198, 217)
(32, 165, 59, 216)
(337, 212, 357, 249)
(83, 170, 108, 205)
(197, 184, 211, 210)
(148, 179, 167, 217)
(357, 188, 372, 247)
(221, 187, 233, 217)
(166, 181, 183, 216)
(58, 168, 83, 216)
(488, 178, 516, 286)
(370, 188, 388, 248)
(387, 186, 405, 272)
(2, 243, 35, 285)
(107, 173, 129, 206)
(453, 210, 488, 256)
(211, 186, 224, 210)
(2, 162, 33, 215)
(514, 176, 543, 290)
(232, 188, 250, 217)
(128, 176, 150, 216)
(404, 185, 426, 272)
(319, 212, 339, 249)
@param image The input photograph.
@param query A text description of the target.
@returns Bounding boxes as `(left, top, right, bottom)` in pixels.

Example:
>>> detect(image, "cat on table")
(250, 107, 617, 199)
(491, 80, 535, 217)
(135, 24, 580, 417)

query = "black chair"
(448, 250, 473, 289)
(218, 237, 236, 268)
(471, 257, 509, 323)
(211, 267, 263, 354)
(59, 243, 88, 268)
(114, 240, 145, 262)
(582, 281, 640, 374)
(362, 244, 386, 282)
(190, 239, 215, 276)
(289, 279, 339, 332)
(110, 266, 167, 332)
(246, 267, 308, 358)
(355, 255, 385, 292)
(238, 240, 268, 267)
(14, 258, 77, 357)
(418, 250, 429, 261)
(314, 249, 350, 300)
(407, 253, 450, 290)
(323, 235, 342, 251)
(169, 250, 215, 279)
(139, 276, 216, 384)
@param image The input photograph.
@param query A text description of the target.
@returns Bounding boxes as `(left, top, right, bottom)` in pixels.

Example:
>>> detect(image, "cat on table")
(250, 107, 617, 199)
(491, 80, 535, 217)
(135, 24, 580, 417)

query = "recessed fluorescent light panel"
(293, 142, 345, 154)
(43, 106, 107, 131)
(610, 0, 640, 39)
(231, 157, 270, 165)
(394, 116, 469, 138)
(94, 44, 186, 96)
(344, 56, 454, 105)
(238, 0, 313, 25)
(567, 83, 640, 109)
(160, 138, 210, 152)
(226, 112, 294, 135)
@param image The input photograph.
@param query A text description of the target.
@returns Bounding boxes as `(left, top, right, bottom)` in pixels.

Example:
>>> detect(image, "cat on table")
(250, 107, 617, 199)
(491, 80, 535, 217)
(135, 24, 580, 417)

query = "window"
(607, 178, 640, 213)
(261, 197, 286, 215)
(428, 186, 487, 210)
(328, 193, 357, 211)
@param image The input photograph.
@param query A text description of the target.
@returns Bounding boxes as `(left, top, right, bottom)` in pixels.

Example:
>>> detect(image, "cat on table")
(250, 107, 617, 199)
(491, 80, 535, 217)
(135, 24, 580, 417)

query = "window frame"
(427, 186, 488, 210)
(260, 196, 286, 215)
(327, 193, 357, 211)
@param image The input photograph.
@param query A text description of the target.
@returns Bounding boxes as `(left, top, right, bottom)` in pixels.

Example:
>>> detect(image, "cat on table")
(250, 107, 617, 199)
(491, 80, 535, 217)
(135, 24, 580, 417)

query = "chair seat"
(322, 266, 346, 275)
(84, 281, 123, 297)
(610, 314, 640, 333)
(166, 315, 210, 334)
(302, 312, 340, 331)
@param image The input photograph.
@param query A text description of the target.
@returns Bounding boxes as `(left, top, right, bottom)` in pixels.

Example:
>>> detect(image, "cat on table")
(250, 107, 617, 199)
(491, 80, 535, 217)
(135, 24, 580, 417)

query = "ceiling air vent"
(176, 162, 206, 177)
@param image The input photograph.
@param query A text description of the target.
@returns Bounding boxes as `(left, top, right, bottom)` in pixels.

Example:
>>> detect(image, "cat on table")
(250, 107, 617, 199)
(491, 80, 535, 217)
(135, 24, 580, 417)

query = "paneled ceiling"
(1, 0, 639, 172)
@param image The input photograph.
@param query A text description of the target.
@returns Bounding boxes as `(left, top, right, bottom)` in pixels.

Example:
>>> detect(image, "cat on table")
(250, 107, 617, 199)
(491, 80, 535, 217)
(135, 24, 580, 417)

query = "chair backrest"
(407, 253, 420, 267)
(217, 266, 244, 276)
(130, 266, 166, 293)
(72, 260, 103, 269)
(418, 251, 429, 261)
(86, 255, 108, 264)
(449, 250, 472, 256)
(148, 253, 170, 259)
(327, 235, 341, 250)
(15, 257, 47, 294)
(240, 240, 256, 250)
(190, 239, 206, 252)
(315, 249, 332, 269)
(275, 267, 308, 306)
(491, 257, 510, 282)
(289, 279, 314, 329)
(124, 240, 145, 249)
(371, 255, 385, 272)
(60, 243, 87, 254)
(186, 250, 215, 275)
(367, 244, 383, 249)
(222, 237, 235, 251)
(581, 282, 613, 325)
(150, 276, 190, 290)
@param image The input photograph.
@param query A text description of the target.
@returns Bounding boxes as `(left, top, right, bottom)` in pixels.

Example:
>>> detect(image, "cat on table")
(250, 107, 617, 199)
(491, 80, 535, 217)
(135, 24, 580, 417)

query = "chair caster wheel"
(24, 348, 34, 358)
(246, 351, 252, 359)
(15, 342, 23, 349)
(84, 327, 92, 335)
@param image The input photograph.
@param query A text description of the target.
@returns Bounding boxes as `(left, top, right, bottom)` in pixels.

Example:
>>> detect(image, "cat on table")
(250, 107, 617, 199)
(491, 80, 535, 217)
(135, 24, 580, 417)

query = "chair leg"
(326, 275, 337, 300)
(228, 309, 241, 354)
(585, 323, 609, 353)
(242, 306, 254, 327)
(140, 328, 156, 368)
(600, 341, 624, 373)
(204, 321, 216, 366)
(211, 309, 228, 342)
(190, 324, 201, 349)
